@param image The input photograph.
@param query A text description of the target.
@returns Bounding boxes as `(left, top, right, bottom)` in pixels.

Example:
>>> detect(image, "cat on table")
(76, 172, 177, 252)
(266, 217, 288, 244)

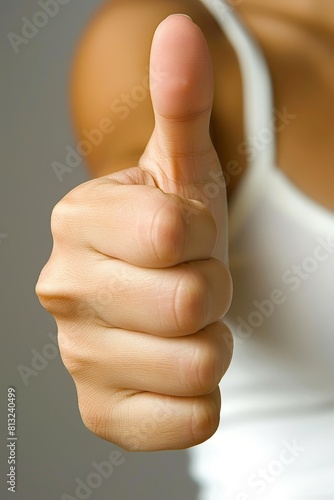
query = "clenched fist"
(36, 14, 233, 451)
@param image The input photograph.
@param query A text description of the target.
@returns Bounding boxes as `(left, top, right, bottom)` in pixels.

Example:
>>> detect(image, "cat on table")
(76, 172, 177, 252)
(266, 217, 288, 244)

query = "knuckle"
(79, 402, 110, 442)
(50, 179, 97, 240)
(49, 178, 118, 246)
(61, 178, 97, 204)
(173, 266, 209, 334)
(189, 395, 220, 444)
(50, 199, 69, 238)
(35, 260, 81, 317)
(35, 266, 50, 304)
(149, 194, 186, 265)
(57, 332, 93, 378)
(35, 265, 56, 311)
(182, 337, 222, 395)
(50, 197, 80, 240)
(77, 390, 124, 445)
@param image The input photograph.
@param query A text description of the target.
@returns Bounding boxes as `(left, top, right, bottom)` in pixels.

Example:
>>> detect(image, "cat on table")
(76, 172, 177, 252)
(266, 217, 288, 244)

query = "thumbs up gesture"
(36, 15, 233, 451)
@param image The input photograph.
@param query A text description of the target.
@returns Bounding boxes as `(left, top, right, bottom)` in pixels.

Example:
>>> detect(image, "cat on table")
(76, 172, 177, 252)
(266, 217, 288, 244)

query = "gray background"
(0, 1, 199, 499)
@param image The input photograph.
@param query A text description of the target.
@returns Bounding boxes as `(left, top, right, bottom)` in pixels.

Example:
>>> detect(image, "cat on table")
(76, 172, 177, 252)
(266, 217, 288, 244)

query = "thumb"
(139, 14, 228, 264)
(141, 14, 218, 186)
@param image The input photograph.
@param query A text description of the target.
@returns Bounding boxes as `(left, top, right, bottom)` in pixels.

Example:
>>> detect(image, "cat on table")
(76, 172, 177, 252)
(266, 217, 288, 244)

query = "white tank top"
(188, 2, 334, 498)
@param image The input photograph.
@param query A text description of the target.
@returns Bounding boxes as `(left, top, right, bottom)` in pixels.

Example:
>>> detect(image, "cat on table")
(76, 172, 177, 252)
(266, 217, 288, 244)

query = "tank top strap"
(199, 0, 277, 171)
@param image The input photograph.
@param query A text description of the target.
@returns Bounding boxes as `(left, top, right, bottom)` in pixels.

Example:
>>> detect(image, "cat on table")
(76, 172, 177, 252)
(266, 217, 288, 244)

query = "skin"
(37, 14, 234, 451)
(236, 0, 334, 211)
(36, 0, 334, 451)
(70, 0, 334, 209)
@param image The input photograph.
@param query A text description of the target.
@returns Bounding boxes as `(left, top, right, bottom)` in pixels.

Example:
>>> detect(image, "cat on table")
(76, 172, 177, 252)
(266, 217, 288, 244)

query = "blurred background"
(0, 1, 199, 498)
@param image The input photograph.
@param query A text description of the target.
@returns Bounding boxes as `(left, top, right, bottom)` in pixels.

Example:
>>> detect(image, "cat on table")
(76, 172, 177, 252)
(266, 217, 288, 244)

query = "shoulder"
(71, 0, 246, 194)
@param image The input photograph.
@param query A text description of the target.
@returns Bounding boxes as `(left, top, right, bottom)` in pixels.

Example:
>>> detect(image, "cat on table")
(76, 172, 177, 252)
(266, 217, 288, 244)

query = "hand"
(36, 14, 233, 451)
